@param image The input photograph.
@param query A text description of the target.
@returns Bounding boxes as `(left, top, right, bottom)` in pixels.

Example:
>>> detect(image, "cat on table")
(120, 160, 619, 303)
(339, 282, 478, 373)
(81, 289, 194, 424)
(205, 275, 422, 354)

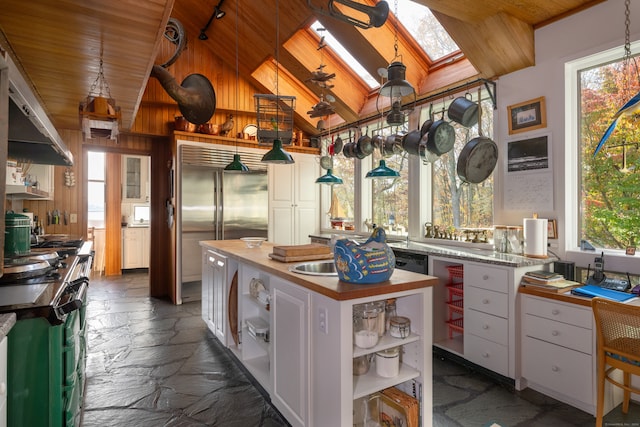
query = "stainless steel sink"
(288, 260, 338, 276)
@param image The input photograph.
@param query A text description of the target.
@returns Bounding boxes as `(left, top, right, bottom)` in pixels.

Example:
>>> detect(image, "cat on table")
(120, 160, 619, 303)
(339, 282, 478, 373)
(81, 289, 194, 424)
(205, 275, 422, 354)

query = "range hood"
(6, 54, 73, 166)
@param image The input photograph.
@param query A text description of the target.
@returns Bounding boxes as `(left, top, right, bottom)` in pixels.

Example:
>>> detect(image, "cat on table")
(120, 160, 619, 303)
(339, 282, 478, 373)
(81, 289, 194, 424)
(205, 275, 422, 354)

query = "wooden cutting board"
(272, 243, 330, 258)
(268, 252, 334, 262)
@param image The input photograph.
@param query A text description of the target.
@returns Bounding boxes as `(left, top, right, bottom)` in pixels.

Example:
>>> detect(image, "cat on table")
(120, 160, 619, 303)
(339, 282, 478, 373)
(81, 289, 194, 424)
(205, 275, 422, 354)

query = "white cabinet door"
(142, 227, 150, 268)
(122, 155, 150, 202)
(122, 228, 144, 268)
(268, 153, 319, 245)
(201, 249, 228, 343)
(270, 276, 310, 427)
(201, 250, 214, 330)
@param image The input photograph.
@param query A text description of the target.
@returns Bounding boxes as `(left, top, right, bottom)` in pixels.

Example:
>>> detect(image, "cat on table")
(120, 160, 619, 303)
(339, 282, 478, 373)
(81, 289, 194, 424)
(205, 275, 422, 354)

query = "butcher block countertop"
(200, 240, 438, 301)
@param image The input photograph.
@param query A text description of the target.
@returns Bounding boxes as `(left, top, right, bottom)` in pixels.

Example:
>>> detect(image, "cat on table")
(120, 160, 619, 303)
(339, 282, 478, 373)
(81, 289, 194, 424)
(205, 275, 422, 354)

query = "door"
(270, 277, 310, 427)
(180, 165, 218, 284)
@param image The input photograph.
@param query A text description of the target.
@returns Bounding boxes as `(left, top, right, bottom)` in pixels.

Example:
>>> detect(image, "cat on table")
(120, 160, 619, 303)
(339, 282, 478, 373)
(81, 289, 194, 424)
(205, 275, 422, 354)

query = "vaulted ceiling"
(0, 0, 605, 138)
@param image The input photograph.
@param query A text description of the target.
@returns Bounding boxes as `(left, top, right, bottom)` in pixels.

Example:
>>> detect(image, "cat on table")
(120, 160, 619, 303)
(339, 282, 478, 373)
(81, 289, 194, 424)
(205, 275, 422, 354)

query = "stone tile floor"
(82, 271, 640, 426)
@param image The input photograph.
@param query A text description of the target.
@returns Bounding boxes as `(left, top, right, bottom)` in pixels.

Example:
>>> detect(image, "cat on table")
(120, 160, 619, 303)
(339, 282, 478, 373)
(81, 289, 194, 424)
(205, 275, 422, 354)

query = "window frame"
(564, 40, 640, 274)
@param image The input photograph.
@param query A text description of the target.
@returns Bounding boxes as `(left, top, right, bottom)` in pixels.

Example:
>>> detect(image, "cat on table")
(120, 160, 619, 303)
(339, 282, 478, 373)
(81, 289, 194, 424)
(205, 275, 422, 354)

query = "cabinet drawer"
(523, 313, 592, 354)
(522, 336, 592, 405)
(465, 264, 509, 293)
(465, 286, 508, 318)
(464, 333, 508, 377)
(466, 309, 508, 346)
(523, 295, 592, 329)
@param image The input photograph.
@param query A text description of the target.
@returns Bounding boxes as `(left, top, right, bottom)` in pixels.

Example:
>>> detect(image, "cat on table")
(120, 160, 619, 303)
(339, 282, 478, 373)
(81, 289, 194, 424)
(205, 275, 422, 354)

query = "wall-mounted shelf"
(6, 185, 49, 199)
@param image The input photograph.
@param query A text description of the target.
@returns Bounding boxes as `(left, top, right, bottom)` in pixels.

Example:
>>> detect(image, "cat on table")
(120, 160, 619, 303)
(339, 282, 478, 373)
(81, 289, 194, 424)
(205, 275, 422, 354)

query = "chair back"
(592, 297, 640, 362)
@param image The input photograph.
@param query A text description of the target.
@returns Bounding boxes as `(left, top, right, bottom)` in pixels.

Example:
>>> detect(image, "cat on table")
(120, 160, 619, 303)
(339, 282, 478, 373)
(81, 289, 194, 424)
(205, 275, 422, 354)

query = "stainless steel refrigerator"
(177, 151, 268, 303)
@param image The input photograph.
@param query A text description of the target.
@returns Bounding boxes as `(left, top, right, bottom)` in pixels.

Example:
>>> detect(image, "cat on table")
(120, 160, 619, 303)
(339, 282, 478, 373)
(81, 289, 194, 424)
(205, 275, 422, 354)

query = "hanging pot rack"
(320, 77, 496, 138)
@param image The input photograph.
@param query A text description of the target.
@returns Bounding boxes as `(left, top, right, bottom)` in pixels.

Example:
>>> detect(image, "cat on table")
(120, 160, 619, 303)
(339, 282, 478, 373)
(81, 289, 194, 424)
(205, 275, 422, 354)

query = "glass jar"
(352, 354, 371, 376)
(506, 226, 524, 254)
(384, 298, 397, 333)
(389, 316, 411, 339)
(493, 225, 508, 253)
(353, 304, 382, 349)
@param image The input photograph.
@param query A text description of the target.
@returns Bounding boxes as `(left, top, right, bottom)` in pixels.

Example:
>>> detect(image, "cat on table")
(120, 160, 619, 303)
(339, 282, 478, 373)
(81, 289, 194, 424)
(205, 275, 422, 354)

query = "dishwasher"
(392, 249, 428, 274)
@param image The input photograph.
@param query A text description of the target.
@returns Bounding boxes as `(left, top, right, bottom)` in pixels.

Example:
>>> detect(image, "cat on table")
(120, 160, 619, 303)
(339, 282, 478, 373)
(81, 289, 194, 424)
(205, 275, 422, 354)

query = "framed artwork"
(507, 96, 547, 134)
(547, 219, 557, 239)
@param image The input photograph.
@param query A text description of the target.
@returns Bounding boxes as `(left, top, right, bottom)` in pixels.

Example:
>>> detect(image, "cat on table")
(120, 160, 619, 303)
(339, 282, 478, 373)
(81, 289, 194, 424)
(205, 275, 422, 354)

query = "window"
(321, 87, 494, 239)
(575, 46, 640, 250)
(87, 151, 106, 228)
(424, 92, 495, 235)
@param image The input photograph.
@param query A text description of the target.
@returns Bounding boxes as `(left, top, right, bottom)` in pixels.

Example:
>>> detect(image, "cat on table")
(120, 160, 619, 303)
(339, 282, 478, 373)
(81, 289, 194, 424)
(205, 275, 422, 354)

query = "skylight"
(311, 22, 379, 89)
(395, 0, 459, 61)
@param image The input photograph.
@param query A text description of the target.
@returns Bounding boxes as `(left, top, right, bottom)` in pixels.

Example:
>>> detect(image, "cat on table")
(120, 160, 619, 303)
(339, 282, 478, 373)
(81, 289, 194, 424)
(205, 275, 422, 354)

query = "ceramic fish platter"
(334, 227, 396, 284)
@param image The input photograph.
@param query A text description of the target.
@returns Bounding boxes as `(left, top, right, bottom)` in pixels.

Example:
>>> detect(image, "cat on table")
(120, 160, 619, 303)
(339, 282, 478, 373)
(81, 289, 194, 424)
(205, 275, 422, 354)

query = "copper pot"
(175, 116, 196, 132)
(197, 123, 219, 135)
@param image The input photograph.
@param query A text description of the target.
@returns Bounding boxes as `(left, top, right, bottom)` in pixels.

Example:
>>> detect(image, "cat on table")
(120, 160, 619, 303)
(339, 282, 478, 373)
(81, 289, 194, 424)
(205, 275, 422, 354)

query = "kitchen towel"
(523, 217, 548, 258)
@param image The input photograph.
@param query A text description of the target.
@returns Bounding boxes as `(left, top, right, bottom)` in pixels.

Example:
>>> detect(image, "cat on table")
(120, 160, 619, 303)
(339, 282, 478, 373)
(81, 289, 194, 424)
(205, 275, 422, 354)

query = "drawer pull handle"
(552, 365, 559, 372)
(482, 352, 489, 358)
(482, 275, 489, 280)
(483, 324, 489, 330)
(551, 309, 560, 315)
(552, 330, 559, 336)
(482, 298, 489, 304)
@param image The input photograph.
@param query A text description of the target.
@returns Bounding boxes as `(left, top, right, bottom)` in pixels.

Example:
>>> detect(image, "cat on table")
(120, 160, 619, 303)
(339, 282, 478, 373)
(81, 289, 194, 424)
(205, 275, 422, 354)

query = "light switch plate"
(318, 307, 328, 334)
(70, 213, 77, 223)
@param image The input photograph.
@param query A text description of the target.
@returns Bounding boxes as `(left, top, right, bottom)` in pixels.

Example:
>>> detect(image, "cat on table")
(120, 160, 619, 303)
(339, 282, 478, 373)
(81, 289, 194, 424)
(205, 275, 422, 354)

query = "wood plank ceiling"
(0, 0, 605, 139)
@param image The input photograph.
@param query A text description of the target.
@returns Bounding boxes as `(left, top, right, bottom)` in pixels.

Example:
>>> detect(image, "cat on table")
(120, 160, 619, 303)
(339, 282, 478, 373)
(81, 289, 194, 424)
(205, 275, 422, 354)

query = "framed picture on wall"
(507, 96, 547, 135)
(548, 219, 558, 239)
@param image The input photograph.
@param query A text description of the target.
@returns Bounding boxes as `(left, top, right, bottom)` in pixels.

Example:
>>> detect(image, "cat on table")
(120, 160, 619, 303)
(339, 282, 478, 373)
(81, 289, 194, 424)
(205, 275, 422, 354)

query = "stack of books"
(520, 270, 581, 293)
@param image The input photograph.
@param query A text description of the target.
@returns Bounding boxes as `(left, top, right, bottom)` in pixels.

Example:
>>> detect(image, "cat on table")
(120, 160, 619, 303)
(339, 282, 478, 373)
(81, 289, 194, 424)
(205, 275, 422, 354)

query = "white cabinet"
(226, 256, 433, 427)
(122, 155, 150, 202)
(271, 276, 310, 427)
(0, 335, 6, 427)
(429, 257, 542, 380)
(121, 227, 149, 269)
(201, 248, 236, 345)
(519, 294, 622, 415)
(268, 154, 319, 245)
(464, 264, 510, 377)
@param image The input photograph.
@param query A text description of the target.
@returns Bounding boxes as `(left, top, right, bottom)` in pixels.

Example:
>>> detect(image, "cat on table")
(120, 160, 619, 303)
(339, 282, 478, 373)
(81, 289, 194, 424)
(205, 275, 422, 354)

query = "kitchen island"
(200, 239, 438, 427)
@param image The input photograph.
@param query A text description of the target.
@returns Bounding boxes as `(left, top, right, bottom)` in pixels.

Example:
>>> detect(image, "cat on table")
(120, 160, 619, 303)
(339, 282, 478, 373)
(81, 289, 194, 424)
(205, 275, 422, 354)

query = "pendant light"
(316, 168, 344, 184)
(375, 0, 416, 127)
(261, 0, 294, 164)
(225, 0, 249, 172)
(366, 159, 400, 179)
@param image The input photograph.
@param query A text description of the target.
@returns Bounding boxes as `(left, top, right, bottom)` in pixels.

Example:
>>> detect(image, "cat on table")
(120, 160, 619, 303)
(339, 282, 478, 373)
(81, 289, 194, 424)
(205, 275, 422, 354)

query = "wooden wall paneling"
(104, 152, 122, 276)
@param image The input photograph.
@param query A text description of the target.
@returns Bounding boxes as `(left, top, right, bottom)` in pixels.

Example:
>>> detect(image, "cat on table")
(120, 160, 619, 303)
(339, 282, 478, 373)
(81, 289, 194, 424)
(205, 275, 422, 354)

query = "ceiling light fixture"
(199, 0, 226, 41)
(259, 0, 295, 164)
(306, 0, 389, 29)
(79, 51, 121, 141)
(376, 0, 416, 127)
(225, 0, 249, 172)
(366, 159, 400, 179)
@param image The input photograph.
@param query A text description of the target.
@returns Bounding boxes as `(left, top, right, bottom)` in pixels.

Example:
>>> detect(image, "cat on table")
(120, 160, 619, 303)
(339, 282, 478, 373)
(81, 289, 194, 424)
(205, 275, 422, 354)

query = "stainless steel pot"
(456, 101, 498, 184)
(448, 94, 478, 128)
(426, 110, 455, 156)
(383, 133, 405, 157)
(402, 129, 422, 156)
(357, 128, 373, 157)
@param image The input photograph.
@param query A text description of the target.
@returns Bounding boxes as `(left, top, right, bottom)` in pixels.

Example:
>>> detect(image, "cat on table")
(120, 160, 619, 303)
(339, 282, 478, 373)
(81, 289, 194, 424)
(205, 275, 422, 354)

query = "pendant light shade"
(366, 160, 400, 179)
(261, 139, 294, 164)
(224, 153, 249, 171)
(316, 168, 343, 185)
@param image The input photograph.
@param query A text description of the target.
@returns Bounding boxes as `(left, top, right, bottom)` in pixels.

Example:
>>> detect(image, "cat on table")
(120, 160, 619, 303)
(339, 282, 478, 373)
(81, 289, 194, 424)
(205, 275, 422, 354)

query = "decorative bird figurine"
(219, 114, 234, 136)
(593, 91, 640, 157)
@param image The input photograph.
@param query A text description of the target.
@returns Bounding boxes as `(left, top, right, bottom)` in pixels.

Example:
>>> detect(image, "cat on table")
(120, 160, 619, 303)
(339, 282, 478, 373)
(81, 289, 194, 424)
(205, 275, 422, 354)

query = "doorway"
(86, 150, 151, 275)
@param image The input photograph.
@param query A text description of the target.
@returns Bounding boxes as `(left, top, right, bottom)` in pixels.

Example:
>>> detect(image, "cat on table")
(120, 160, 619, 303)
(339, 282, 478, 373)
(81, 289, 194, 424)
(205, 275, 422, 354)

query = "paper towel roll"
(523, 218, 548, 258)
